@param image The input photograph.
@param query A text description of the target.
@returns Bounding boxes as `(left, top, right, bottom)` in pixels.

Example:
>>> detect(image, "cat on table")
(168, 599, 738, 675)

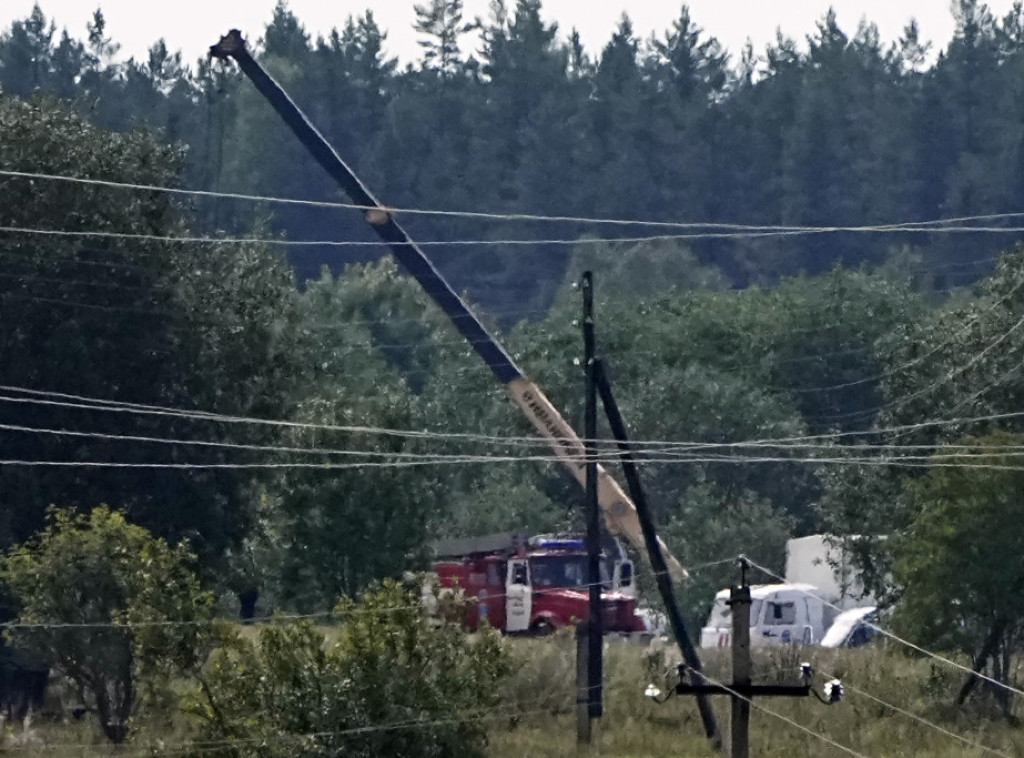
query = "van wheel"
(530, 619, 555, 636)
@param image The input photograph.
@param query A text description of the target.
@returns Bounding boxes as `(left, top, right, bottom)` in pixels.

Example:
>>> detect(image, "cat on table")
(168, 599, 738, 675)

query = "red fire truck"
(431, 533, 646, 635)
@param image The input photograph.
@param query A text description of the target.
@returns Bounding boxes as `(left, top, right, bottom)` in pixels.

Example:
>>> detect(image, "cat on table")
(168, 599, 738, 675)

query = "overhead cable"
(6, 167, 1024, 235)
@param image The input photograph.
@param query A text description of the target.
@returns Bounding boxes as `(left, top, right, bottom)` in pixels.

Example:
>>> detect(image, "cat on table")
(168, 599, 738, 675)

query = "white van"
(699, 583, 836, 648)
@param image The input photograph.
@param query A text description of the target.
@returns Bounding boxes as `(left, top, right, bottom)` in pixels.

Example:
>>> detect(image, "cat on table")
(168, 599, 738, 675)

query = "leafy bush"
(189, 579, 511, 757)
(1, 506, 214, 742)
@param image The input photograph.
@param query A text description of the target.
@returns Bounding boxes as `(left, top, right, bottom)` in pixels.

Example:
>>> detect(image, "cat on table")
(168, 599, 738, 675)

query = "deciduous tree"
(1, 507, 214, 742)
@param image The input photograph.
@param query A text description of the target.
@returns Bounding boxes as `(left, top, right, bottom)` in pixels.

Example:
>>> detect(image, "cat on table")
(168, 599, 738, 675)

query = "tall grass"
(14, 634, 1024, 756)
(492, 638, 1024, 757)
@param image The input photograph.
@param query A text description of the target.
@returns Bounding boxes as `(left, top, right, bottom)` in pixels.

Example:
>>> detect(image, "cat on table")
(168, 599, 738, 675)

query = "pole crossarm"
(676, 684, 812, 698)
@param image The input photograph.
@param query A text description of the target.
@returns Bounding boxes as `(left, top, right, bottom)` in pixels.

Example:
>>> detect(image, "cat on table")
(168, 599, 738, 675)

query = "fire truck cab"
(431, 533, 644, 635)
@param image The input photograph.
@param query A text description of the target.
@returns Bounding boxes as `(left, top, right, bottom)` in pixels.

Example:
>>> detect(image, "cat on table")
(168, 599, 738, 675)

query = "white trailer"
(785, 535, 875, 610)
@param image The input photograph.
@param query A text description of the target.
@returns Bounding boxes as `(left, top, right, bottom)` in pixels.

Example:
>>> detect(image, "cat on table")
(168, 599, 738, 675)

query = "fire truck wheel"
(530, 618, 556, 636)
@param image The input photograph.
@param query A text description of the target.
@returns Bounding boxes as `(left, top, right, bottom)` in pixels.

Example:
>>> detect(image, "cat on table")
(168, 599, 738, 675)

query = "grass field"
(3, 632, 1022, 756)
(492, 634, 1024, 757)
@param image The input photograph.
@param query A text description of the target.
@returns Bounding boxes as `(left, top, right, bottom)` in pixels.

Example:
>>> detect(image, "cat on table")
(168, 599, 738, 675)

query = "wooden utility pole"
(579, 271, 602, 746)
(675, 559, 813, 756)
(593, 358, 722, 749)
(729, 572, 752, 758)
(576, 620, 592, 744)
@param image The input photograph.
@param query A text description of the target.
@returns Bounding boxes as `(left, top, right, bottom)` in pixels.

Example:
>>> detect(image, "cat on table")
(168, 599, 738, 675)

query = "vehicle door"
(505, 558, 532, 633)
(760, 593, 802, 645)
(803, 596, 824, 644)
(478, 559, 506, 630)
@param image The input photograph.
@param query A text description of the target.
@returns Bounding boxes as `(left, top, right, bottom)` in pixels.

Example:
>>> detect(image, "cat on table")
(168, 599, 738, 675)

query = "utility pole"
(730, 562, 752, 758)
(675, 558, 817, 758)
(579, 271, 602, 746)
(576, 620, 592, 744)
(593, 358, 722, 750)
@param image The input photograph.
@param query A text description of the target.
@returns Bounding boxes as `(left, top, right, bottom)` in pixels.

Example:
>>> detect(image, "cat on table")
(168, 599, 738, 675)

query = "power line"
(0, 284, 1009, 414)
(817, 668, 1011, 758)
(775, 273, 1024, 399)
(0, 249, 148, 271)
(744, 558, 1024, 701)
(6, 167, 1024, 236)
(876, 347, 1024, 445)
(3, 452, 1024, 472)
(682, 409, 1024, 453)
(6, 384, 1024, 458)
(1, 291, 167, 316)
(944, 348, 1024, 419)
(0, 287, 911, 376)
(0, 611, 331, 630)
(7, 222, 1024, 252)
(816, 310, 1024, 425)
(7, 399, 1024, 467)
(0, 420, 485, 461)
(691, 669, 872, 758)
(0, 269, 159, 292)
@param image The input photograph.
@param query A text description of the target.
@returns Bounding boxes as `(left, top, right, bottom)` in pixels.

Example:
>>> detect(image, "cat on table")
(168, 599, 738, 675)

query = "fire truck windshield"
(530, 555, 611, 590)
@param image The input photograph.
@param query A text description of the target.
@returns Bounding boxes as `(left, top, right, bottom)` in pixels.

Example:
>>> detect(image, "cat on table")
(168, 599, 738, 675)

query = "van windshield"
(530, 556, 610, 589)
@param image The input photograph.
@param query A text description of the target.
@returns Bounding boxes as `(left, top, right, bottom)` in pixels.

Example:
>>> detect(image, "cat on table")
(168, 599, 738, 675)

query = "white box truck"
(785, 534, 875, 610)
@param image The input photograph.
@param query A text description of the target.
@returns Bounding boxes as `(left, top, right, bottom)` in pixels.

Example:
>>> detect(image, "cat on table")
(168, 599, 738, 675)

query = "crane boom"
(210, 29, 686, 580)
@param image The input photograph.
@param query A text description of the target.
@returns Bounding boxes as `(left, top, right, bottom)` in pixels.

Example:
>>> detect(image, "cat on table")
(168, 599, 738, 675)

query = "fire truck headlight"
(644, 684, 662, 699)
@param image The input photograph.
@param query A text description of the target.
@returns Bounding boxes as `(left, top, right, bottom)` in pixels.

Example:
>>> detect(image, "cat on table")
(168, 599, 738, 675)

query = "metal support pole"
(576, 620, 592, 745)
(581, 272, 603, 724)
(208, 30, 521, 383)
(730, 570, 752, 758)
(593, 358, 722, 749)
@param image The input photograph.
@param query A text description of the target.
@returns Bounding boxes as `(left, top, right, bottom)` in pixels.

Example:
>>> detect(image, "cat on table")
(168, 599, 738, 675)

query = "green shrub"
(1, 506, 214, 743)
(189, 579, 511, 757)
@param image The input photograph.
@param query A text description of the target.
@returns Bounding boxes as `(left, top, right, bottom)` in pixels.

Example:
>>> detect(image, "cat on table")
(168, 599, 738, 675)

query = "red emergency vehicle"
(431, 533, 645, 635)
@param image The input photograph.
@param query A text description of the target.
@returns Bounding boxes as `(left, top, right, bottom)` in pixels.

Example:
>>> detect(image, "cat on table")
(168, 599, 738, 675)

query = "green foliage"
(662, 483, 794, 625)
(440, 472, 569, 537)
(555, 239, 731, 300)
(0, 94, 302, 563)
(892, 433, 1024, 664)
(415, 0, 473, 76)
(877, 247, 1024, 441)
(509, 266, 920, 537)
(190, 580, 510, 758)
(819, 248, 1024, 596)
(1, 507, 213, 743)
(0, 644, 1020, 757)
(261, 262, 448, 608)
(814, 464, 903, 599)
(9, 3, 1024, 303)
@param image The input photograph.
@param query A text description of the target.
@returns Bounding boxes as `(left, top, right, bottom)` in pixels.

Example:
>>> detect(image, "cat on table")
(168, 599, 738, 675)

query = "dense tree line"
(5, 1, 1024, 312)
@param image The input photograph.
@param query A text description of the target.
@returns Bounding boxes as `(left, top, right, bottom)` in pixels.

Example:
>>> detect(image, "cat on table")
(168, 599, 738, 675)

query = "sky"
(2, 0, 1023, 67)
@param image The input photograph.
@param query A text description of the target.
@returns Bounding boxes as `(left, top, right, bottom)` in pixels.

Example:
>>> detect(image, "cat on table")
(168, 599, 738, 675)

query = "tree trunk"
(94, 684, 128, 743)
(958, 617, 1007, 705)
